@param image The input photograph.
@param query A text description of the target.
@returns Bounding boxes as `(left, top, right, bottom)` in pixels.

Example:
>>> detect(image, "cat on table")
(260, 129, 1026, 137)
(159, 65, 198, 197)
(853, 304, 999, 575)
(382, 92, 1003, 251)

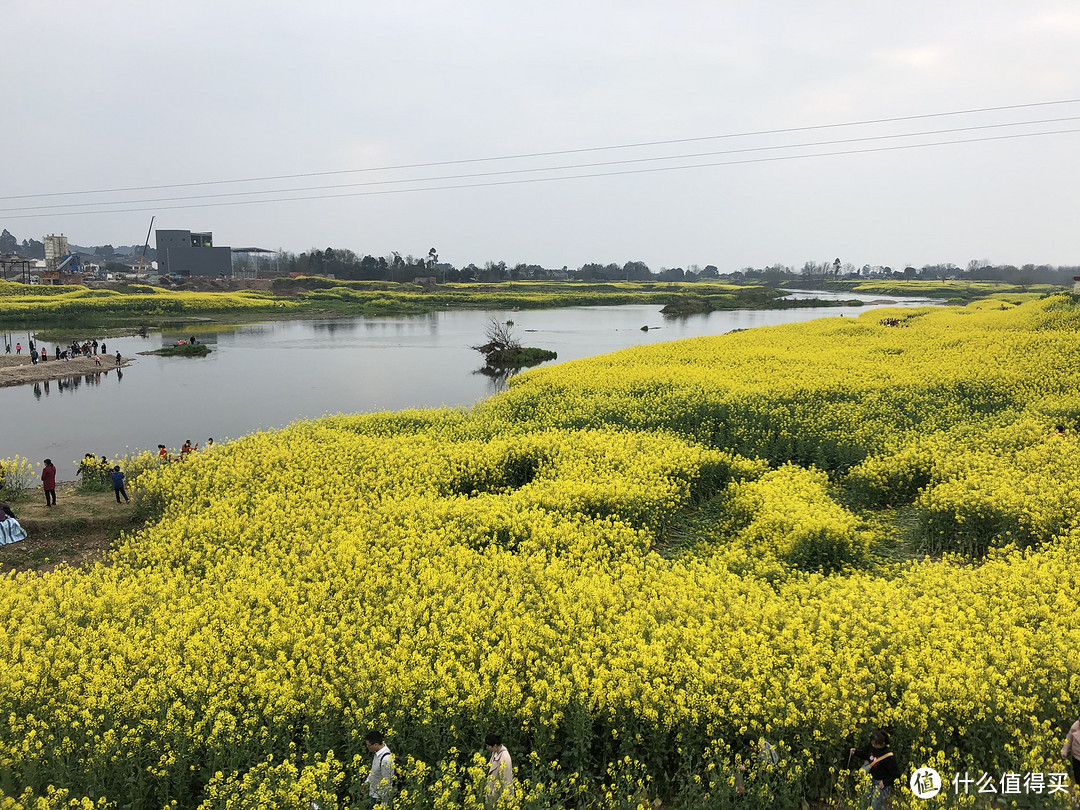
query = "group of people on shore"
(6, 338, 121, 366)
(1, 439, 218, 546)
(360, 731, 513, 808)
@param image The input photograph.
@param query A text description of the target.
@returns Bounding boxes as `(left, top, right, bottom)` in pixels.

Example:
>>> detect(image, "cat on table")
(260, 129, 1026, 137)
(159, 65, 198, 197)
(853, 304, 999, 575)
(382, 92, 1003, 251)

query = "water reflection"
(474, 364, 521, 393)
(32, 369, 122, 399)
(313, 320, 359, 334)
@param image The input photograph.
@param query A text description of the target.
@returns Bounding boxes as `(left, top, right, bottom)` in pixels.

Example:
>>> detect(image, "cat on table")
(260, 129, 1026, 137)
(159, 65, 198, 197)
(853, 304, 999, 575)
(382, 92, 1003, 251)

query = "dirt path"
(0, 483, 139, 572)
(0, 353, 132, 388)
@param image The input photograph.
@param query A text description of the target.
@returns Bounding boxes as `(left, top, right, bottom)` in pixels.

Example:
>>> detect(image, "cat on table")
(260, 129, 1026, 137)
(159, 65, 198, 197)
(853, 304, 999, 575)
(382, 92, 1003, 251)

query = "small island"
(472, 319, 556, 368)
(141, 343, 211, 357)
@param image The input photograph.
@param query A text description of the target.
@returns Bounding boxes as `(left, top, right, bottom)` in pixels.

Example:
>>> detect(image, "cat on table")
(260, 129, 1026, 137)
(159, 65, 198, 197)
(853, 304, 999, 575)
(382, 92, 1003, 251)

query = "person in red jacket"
(41, 459, 57, 507)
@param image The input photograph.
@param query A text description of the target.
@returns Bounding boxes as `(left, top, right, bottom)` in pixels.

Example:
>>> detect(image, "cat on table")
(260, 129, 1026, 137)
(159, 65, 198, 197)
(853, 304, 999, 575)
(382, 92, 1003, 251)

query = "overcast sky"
(5, 1, 1079, 271)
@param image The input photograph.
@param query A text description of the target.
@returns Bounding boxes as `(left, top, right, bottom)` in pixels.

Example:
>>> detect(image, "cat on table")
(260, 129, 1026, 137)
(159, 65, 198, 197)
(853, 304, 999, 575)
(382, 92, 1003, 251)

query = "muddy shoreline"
(0, 354, 132, 388)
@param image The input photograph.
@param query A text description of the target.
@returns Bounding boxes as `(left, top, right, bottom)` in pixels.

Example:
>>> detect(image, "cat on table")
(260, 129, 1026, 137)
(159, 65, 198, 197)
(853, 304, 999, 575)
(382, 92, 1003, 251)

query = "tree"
(479, 261, 507, 282)
(472, 318, 521, 364)
(0, 229, 18, 254)
(622, 261, 652, 281)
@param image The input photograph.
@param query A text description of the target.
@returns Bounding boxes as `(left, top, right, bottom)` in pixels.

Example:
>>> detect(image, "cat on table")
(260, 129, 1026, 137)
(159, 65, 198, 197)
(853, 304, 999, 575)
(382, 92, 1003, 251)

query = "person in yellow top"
(485, 733, 514, 807)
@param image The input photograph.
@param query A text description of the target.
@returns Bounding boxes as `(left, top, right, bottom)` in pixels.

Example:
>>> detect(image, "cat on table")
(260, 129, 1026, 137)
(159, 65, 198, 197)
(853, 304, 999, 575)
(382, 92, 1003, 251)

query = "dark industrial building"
(155, 230, 233, 277)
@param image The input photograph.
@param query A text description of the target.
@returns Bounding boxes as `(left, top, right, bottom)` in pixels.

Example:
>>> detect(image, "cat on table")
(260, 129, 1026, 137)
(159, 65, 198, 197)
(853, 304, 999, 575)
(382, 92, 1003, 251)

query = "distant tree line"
(2, 228, 1077, 286)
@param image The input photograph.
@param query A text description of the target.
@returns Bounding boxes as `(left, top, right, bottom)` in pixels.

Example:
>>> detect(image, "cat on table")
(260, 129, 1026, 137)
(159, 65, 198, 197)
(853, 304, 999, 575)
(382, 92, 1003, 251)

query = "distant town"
(1, 227, 1076, 287)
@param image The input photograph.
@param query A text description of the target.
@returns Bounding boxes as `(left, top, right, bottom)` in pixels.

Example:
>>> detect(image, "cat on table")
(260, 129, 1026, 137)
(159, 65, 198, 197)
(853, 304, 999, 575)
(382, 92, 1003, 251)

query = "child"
(851, 730, 900, 810)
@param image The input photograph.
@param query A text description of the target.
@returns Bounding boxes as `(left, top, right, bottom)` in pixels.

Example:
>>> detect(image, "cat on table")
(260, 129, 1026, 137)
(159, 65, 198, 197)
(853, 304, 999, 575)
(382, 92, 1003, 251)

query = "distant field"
(0, 277, 1047, 330)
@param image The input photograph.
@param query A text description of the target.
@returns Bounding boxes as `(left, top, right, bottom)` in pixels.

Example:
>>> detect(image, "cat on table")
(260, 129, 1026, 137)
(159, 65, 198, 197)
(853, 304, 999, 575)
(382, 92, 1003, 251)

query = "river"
(0, 291, 937, 476)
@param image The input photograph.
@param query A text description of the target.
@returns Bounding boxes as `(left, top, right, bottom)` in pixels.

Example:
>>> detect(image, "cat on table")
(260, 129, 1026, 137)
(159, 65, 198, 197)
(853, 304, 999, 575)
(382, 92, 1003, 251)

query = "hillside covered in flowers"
(2, 296, 1079, 808)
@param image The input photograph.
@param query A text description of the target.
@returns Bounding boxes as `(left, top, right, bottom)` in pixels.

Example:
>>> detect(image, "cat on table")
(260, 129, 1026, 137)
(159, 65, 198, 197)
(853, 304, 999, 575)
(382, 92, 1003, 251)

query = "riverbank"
(0, 353, 131, 388)
(0, 277, 904, 330)
(0, 482, 136, 572)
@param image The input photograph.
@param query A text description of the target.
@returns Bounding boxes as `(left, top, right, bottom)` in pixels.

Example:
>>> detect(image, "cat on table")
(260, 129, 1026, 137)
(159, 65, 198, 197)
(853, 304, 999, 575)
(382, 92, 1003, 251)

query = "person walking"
(15, 342, 21, 354)
(363, 731, 394, 808)
(111, 466, 129, 504)
(41, 459, 57, 507)
(485, 733, 514, 807)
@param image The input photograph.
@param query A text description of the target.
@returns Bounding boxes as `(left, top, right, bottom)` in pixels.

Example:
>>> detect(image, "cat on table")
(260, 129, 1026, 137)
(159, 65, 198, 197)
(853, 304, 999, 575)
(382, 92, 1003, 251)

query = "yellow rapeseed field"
(2, 295, 1080, 808)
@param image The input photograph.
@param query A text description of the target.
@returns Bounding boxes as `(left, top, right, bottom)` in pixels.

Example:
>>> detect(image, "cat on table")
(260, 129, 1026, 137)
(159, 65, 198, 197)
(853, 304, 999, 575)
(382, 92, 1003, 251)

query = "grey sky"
(6, 1, 1079, 270)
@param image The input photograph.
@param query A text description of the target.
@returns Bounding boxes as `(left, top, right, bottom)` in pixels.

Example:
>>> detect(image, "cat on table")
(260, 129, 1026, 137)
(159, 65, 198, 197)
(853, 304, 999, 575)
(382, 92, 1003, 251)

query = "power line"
(6, 127, 1077, 220)
(3, 98, 1079, 202)
(3, 116, 1077, 214)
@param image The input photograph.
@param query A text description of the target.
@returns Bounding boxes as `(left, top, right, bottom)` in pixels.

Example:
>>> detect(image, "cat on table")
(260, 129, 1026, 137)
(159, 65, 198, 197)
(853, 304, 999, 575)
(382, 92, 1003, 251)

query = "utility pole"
(137, 216, 155, 277)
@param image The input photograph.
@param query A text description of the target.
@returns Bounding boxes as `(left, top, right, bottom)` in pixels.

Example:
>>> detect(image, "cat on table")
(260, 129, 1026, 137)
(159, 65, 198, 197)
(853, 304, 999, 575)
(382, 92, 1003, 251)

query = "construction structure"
(41, 234, 83, 285)
(231, 247, 281, 279)
(0, 254, 33, 283)
(155, 229, 233, 277)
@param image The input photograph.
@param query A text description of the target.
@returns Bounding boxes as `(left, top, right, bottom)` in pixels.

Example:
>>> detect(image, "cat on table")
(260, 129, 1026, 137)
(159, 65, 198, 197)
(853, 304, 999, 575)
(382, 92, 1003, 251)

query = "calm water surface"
(1, 292, 936, 476)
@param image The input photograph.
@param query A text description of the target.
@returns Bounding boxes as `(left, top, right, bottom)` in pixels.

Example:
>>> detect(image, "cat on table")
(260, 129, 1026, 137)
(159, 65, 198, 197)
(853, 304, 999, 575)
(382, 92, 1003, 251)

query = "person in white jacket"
(364, 731, 394, 807)
(485, 733, 514, 807)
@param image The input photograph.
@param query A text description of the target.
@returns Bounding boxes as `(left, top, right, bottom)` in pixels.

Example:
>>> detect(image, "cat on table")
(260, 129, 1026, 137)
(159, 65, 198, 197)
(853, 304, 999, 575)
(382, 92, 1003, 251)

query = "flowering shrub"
(0, 456, 35, 500)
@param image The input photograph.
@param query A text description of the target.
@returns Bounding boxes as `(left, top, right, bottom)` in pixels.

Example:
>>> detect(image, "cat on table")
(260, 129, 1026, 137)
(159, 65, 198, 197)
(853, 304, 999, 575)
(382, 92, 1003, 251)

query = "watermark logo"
(910, 766, 943, 799)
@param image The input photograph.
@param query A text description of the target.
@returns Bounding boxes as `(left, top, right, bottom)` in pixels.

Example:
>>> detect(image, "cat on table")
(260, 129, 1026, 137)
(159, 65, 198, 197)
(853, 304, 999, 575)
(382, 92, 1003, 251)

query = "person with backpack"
(364, 731, 394, 807)
(850, 729, 900, 810)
